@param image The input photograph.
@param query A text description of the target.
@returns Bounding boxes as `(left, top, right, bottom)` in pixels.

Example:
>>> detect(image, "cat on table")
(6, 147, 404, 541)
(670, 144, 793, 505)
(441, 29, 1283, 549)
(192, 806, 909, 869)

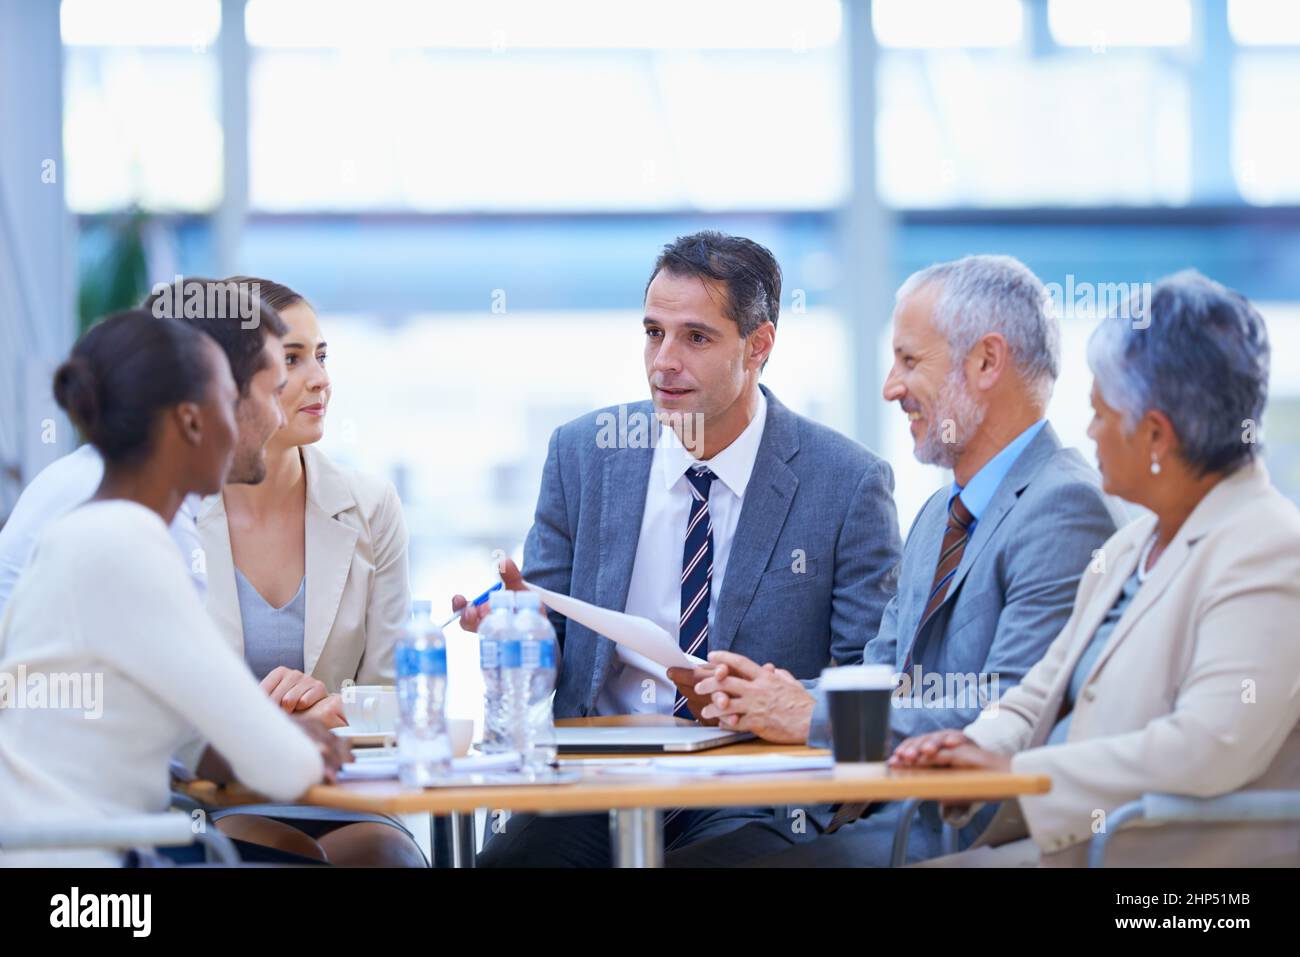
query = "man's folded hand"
(694, 650, 816, 745)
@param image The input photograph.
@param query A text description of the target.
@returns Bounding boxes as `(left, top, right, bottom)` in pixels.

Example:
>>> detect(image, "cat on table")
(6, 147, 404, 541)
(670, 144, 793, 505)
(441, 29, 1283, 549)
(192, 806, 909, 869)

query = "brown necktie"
(915, 493, 975, 637)
(826, 493, 974, 834)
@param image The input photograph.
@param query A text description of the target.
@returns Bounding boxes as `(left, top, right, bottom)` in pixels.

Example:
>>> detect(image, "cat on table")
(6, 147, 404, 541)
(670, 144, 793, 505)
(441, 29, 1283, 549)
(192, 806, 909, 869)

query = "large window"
(876, 47, 1191, 208)
(61, 0, 223, 212)
(1229, 0, 1300, 45)
(1047, 0, 1192, 48)
(873, 0, 1196, 208)
(1232, 55, 1300, 205)
(873, 0, 1024, 49)
(245, 0, 847, 212)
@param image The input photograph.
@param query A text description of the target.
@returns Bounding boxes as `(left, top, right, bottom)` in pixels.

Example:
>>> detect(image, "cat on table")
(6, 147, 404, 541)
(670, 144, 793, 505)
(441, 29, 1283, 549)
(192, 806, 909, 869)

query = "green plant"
(76, 207, 151, 338)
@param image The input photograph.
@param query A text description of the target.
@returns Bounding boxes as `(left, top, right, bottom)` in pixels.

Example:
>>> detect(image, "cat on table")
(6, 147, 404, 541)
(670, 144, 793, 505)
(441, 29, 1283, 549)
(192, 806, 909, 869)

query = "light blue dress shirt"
(951, 419, 1047, 525)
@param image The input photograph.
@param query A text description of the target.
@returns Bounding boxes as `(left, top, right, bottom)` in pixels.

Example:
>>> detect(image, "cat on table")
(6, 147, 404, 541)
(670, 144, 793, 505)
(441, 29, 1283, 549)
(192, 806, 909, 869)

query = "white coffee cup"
(341, 685, 399, 733)
(447, 717, 475, 758)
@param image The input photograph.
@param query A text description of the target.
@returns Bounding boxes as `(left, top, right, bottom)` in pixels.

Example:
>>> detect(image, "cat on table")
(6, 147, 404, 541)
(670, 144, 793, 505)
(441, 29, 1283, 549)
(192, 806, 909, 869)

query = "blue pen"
(439, 581, 504, 629)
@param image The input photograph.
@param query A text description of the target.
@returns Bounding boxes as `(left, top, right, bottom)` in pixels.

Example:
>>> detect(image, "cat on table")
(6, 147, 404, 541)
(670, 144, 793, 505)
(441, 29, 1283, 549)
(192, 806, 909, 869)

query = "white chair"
(1088, 791, 1300, 868)
(0, 812, 241, 865)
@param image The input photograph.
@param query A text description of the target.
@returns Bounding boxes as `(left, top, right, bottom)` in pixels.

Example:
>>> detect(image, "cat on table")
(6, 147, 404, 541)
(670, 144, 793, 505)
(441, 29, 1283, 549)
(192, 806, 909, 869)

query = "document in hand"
(522, 581, 705, 670)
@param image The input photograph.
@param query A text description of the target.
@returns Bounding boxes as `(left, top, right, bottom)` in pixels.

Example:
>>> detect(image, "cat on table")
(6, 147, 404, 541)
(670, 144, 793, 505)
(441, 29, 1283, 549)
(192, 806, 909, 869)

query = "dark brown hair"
(140, 276, 288, 396)
(54, 310, 215, 465)
(646, 230, 782, 337)
(223, 275, 310, 315)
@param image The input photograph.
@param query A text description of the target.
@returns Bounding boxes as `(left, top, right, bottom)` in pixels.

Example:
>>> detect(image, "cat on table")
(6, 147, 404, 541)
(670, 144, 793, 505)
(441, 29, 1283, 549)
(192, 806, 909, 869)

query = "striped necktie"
(827, 492, 975, 834)
(674, 465, 716, 719)
(663, 465, 719, 846)
(916, 492, 975, 635)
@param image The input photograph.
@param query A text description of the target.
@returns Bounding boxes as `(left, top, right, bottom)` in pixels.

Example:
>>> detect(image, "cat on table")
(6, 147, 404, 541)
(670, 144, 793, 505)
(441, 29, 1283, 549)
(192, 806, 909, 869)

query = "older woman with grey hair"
(892, 270, 1300, 867)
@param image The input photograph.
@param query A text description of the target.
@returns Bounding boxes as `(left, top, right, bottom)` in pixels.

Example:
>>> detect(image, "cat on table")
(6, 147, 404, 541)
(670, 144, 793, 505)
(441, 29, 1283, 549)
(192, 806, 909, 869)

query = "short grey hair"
(1087, 270, 1270, 477)
(897, 254, 1060, 404)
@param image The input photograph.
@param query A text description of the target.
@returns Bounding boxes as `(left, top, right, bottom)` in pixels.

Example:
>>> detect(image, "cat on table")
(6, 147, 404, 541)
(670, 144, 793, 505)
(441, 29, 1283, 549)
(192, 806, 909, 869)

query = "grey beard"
(914, 372, 986, 469)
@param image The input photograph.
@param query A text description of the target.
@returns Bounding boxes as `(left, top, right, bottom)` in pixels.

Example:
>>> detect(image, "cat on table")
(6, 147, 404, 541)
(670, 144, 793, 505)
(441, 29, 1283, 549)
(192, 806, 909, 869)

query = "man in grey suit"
(461, 231, 903, 866)
(670, 254, 1126, 867)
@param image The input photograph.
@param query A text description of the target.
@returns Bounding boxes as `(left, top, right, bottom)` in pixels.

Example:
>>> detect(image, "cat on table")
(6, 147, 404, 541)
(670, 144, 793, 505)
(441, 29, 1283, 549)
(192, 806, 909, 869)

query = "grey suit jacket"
(809, 422, 1126, 748)
(523, 385, 903, 718)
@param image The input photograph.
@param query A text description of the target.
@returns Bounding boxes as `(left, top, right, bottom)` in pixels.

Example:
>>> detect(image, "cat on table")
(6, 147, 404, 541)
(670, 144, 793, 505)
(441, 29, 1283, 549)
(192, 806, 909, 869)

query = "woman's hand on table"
(889, 730, 1011, 818)
(299, 692, 347, 729)
(260, 666, 330, 714)
(889, 729, 1011, 773)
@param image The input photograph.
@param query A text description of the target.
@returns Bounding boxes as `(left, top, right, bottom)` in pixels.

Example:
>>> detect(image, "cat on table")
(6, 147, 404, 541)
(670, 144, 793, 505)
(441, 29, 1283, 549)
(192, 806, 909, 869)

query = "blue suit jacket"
(810, 422, 1127, 746)
(522, 386, 903, 718)
(804, 422, 1126, 859)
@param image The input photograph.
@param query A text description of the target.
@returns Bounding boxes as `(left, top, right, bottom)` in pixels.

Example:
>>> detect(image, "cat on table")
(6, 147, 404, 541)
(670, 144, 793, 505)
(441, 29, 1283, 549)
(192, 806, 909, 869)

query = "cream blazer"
(198, 444, 410, 691)
(960, 459, 1300, 867)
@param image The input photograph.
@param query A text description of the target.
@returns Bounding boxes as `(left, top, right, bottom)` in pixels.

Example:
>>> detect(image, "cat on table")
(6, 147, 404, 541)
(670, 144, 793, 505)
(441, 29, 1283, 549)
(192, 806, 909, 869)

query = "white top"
(598, 392, 768, 716)
(0, 445, 206, 620)
(0, 501, 323, 866)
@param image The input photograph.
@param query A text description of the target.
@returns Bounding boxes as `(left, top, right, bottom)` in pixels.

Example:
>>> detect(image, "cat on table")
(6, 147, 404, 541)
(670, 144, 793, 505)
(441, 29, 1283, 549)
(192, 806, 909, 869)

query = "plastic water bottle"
(395, 600, 451, 787)
(515, 591, 558, 771)
(499, 604, 528, 763)
(477, 589, 515, 754)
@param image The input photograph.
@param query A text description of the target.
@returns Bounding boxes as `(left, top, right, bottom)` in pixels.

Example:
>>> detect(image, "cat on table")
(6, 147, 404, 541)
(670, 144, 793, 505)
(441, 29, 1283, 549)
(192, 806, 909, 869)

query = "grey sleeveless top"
(234, 567, 307, 682)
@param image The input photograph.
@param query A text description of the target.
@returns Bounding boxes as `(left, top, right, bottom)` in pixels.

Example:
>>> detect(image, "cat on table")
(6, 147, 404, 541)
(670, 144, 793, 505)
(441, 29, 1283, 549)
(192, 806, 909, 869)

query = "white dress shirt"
(0, 501, 322, 866)
(597, 392, 768, 716)
(0, 445, 205, 620)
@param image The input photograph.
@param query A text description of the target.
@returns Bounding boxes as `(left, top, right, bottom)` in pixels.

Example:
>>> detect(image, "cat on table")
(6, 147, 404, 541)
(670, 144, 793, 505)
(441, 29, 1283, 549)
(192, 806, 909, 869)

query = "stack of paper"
(596, 754, 834, 777)
(338, 751, 522, 781)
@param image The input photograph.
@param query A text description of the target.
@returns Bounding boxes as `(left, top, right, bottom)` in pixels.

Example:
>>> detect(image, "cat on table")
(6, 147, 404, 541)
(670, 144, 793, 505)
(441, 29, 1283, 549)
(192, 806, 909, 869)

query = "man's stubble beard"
(226, 445, 267, 485)
(914, 367, 987, 469)
(226, 411, 271, 485)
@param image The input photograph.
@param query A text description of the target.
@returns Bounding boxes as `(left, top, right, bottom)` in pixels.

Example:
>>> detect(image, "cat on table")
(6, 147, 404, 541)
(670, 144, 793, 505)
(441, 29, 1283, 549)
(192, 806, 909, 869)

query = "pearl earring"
(1150, 454, 1161, 475)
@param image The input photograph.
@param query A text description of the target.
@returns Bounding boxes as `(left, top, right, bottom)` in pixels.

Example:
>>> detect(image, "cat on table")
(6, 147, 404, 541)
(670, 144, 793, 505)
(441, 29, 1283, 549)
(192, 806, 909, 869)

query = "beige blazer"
(198, 444, 410, 691)
(960, 459, 1300, 867)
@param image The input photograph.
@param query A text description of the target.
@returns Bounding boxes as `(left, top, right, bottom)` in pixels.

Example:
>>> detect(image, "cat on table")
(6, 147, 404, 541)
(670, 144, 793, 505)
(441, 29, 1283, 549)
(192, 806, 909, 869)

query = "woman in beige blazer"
(197, 279, 421, 866)
(199, 279, 410, 714)
(893, 270, 1300, 867)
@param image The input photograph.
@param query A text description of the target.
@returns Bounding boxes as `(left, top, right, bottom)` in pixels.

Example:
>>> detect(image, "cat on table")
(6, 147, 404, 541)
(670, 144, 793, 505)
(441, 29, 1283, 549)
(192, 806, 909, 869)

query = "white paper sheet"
(338, 751, 522, 781)
(595, 754, 834, 777)
(523, 581, 705, 670)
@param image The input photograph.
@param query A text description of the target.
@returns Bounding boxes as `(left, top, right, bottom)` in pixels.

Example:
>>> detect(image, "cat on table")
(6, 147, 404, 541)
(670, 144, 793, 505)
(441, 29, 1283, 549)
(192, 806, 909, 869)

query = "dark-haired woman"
(0, 311, 341, 867)
(198, 279, 422, 866)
